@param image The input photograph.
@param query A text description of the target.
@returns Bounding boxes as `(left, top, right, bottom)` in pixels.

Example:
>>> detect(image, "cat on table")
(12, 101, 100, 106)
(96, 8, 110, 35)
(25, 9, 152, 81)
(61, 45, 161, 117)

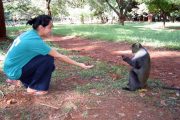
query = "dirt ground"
(0, 36, 180, 120)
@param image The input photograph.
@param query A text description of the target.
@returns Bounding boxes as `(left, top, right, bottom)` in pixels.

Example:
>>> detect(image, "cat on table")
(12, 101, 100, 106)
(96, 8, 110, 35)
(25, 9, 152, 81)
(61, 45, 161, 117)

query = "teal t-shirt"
(3, 29, 51, 80)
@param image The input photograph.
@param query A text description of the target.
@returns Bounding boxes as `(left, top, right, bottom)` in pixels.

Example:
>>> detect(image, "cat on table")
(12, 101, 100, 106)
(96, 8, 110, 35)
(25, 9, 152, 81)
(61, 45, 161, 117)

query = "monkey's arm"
(122, 55, 135, 67)
(122, 55, 140, 68)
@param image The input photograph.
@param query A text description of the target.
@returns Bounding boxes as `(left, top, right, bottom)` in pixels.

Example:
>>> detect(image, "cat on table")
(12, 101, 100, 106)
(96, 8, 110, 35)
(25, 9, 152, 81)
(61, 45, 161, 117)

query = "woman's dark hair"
(26, 15, 52, 29)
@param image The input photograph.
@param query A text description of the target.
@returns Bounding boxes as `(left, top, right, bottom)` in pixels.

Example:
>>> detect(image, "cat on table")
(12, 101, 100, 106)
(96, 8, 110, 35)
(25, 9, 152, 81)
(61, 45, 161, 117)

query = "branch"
(105, 0, 119, 16)
(124, 0, 132, 16)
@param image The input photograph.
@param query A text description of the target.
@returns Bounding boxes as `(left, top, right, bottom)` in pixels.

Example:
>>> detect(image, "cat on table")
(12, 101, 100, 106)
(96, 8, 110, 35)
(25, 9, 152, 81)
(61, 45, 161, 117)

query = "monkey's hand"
(121, 55, 133, 66)
(121, 55, 129, 61)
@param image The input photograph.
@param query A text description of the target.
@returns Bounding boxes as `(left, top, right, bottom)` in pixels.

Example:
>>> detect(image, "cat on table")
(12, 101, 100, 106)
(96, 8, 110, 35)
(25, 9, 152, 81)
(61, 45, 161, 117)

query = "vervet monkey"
(122, 43, 151, 91)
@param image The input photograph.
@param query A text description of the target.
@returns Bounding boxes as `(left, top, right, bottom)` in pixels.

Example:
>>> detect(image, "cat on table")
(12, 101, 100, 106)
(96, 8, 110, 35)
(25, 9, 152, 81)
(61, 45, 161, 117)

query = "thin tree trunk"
(162, 13, 166, 28)
(119, 9, 125, 26)
(46, 0, 51, 16)
(0, 0, 6, 40)
(118, 16, 125, 26)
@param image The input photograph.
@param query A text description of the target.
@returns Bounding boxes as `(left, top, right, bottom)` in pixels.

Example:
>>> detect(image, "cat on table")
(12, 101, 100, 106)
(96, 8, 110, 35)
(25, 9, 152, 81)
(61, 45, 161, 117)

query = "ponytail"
(26, 18, 37, 25)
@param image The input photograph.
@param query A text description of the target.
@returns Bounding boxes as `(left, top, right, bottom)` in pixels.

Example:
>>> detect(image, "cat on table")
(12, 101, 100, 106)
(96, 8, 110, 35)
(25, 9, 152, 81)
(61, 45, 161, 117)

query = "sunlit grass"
(6, 25, 30, 39)
(5, 23, 180, 49)
(53, 23, 180, 50)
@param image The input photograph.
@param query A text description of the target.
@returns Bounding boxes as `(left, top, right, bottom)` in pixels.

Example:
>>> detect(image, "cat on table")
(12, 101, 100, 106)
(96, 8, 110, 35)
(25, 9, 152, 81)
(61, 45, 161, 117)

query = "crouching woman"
(3, 15, 93, 95)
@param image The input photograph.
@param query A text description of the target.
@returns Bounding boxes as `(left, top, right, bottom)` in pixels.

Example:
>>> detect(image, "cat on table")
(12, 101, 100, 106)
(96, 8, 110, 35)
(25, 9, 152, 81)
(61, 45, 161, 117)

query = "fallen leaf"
(176, 92, 179, 97)
(160, 100, 167, 106)
(139, 93, 146, 97)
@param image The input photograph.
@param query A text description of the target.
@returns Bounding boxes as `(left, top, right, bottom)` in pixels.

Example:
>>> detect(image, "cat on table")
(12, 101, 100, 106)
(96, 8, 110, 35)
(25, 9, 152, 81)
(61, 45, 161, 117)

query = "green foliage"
(104, 0, 139, 25)
(4, 0, 44, 19)
(51, 0, 69, 17)
(88, 0, 109, 18)
(66, 0, 87, 8)
(148, 0, 176, 13)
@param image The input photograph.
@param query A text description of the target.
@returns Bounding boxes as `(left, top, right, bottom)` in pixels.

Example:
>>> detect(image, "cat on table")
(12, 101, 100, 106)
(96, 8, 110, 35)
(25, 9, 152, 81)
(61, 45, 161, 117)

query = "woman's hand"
(79, 63, 94, 69)
(49, 49, 94, 69)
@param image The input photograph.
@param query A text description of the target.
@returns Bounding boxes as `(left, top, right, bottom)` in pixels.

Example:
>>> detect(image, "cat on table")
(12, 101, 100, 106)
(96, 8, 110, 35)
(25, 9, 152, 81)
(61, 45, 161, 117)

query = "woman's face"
(38, 21, 53, 38)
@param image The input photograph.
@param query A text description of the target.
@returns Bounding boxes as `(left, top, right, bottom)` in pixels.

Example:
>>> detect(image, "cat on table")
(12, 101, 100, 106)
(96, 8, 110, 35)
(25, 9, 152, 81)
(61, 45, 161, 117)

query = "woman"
(3, 15, 93, 95)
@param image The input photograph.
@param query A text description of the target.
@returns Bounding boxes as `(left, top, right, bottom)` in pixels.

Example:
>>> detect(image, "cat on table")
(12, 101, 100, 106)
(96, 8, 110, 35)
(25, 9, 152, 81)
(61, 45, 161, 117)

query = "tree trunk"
(118, 16, 125, 25)
(46, 0, 51, 16)
(162, 13, 166, 28)
(0, 0, 6, 40)
(118, 10, 125, 26)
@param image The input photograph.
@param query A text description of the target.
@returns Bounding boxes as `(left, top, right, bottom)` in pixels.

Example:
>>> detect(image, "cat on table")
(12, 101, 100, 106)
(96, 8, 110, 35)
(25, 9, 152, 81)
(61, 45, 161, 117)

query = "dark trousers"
(19, 55, 55, 91)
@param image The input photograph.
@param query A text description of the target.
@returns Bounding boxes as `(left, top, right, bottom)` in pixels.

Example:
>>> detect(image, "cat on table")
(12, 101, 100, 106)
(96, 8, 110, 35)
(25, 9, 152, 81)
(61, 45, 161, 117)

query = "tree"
(148, 0, 179, 27)
(66, 0, 87, 8)
(4, 0, 44, 20)
(88, 0, 109, 23)
(0, 0, 6, 39)
(105, 0, 138, 25)
(51, 0, 69, 17)
(46, 0, 51, 16)
(140, 0, 180, 27)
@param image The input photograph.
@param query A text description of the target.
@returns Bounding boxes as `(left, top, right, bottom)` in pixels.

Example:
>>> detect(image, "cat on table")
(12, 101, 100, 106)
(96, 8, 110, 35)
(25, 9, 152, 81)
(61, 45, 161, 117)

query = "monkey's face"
(131, 43, 142, 53)
(132, 45, 139, 53)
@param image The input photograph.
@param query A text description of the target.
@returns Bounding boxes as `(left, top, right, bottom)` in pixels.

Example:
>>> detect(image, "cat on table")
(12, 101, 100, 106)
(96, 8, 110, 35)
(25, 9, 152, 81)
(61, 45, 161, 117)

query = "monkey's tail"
(162, 86, 180, 91)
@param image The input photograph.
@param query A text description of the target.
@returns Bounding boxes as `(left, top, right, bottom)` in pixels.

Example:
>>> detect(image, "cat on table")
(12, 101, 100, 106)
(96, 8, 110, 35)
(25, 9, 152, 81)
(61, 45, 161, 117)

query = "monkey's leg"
(123, 70, 141, 91)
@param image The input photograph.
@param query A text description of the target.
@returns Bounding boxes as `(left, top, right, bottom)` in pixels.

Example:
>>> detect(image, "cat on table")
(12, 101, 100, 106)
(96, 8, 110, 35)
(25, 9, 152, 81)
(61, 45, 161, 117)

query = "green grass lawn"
(53, 23, 180, 50)
(5, 22, 180, 50)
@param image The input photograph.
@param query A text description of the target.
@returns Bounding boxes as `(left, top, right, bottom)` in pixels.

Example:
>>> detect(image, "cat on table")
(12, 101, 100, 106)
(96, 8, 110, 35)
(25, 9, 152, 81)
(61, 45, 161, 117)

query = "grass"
(5, 22, 180, 50)
(6, 26, 30, 39)
(53, 22, 180, 50)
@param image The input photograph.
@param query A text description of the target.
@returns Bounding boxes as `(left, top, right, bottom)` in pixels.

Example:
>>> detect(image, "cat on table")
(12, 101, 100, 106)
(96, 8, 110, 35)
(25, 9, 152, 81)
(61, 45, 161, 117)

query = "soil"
(0, 36, 179, 120)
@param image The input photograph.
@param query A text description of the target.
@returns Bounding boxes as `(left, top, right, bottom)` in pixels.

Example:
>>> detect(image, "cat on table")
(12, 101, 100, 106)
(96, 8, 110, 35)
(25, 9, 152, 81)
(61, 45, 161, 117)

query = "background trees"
(147, 0, 180, 27)
(105, 0, 138, 25)
(0, 0, 180, 40)
(138, 0, 180, 27)
(88, 0, 110, 23)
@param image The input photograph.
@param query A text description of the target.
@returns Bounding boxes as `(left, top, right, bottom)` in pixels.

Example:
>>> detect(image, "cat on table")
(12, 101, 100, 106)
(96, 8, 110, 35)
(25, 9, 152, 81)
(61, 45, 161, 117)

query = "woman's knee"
(44, 55, 55, 71)
(44, 55, 54, 64)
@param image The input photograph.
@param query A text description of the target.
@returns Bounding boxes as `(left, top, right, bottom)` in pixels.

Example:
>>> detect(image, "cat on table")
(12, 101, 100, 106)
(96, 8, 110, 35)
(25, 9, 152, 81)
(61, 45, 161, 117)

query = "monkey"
(121, 43, 151, 91)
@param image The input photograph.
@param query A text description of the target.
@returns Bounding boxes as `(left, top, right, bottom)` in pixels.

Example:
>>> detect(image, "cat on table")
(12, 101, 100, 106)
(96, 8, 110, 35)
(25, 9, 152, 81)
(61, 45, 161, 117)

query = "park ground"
(0, 23, 180, 120)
